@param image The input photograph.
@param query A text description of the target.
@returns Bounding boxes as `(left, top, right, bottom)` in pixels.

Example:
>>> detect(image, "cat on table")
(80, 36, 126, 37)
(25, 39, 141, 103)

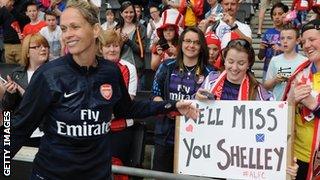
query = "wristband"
(230, 24, 238, 31)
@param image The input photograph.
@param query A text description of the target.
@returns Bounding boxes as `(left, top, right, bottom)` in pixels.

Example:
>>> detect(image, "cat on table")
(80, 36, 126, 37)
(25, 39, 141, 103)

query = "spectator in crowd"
(164, 0, 181, 9)
(116, 1, 146, 86)
(2, 33, 49, 146)
(0, 0, 199, 179)
(196, 39, 272, 101)
(0, 0, 28, 64)
(98, 29, 138, 180)
(39, 11, 62, 60)
(205, 0, 223, 19)
(101, 9, 117, 30)
(151, 27, 215, 173)
(258, 2, 288, 82)
(135, 4, 147, 27)
(264, 25, 306, 100)
(99, 29, 138, 100)
(147, 5, 162, 48)
(2, 33, 49, 112)
(206, 0, 252, 44)
(178, 0, 204, 27)
(205, 31, 222, 70)
(283, 19, 320, 180)
(22, 2, 47, 37)
(151, 8, 180, 70)
(291, 0, 310, 27)
(257, 0, 281, 37)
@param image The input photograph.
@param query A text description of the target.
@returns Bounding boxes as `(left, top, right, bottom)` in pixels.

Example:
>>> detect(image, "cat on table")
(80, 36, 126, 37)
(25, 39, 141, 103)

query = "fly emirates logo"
(56, 109, 111, 137)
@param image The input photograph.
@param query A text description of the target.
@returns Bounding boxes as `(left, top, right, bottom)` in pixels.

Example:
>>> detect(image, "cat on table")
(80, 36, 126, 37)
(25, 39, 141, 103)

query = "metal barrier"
(14, 147, 217, 180)
(112, 165, 216, 180)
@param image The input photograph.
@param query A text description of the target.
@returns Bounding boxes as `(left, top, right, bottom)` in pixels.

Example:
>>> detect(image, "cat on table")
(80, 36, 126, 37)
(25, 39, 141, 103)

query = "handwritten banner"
(174, 100, 289, 180)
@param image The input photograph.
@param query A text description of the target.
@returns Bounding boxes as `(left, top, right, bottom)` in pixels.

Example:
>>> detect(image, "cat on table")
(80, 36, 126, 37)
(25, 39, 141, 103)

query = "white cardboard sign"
(175, 100, 289, 180)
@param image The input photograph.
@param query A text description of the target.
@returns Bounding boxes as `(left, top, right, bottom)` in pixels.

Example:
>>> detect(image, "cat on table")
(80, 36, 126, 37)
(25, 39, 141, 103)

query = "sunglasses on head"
(227, 39, 251, 49)
(302, 22, 320, 34)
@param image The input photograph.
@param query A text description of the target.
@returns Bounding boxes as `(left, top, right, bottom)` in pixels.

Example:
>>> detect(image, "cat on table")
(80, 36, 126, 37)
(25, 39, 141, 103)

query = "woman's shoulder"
(156, 59, 177, 73)
(203, 65, 218, 76)
(161, 58, 177, 67)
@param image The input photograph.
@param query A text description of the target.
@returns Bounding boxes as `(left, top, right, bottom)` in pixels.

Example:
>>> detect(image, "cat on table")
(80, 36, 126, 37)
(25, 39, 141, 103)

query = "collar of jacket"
(65, 53, 101, 75)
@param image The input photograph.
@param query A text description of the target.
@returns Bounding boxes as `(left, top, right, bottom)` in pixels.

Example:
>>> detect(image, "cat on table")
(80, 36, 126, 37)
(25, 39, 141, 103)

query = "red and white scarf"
(210, 70, 250, 100)
(283, 60, 320, 180)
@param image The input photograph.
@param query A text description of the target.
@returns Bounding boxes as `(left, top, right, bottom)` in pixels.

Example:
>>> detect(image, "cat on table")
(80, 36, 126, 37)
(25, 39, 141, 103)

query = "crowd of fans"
(0, 0, 319, 179)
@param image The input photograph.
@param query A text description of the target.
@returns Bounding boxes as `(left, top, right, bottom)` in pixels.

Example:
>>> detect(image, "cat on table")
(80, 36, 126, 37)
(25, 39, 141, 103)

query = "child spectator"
(205, 32, 222, 70)
(264, 25, 306, 100)
(101, 9, 117, 30)
(151, 8, 180, 70)
(258, 2, 288, 82)
(22, 2, 47, 37)
(39, 11, 62, 60)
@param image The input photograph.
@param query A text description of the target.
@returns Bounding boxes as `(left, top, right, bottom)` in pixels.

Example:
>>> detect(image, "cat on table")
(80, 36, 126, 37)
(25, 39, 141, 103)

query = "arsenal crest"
(100, 84, 112, 100)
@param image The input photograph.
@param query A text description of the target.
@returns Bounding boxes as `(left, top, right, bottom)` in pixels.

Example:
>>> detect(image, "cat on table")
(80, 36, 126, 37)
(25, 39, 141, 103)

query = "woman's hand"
(167, 45, 178, 56)
(272, 44, 283, 54)
(294, 83, 312, 103)
(275, 74, 287, 84)
(4, 75, 18, 94)
(176, 100, 199, 120)
(222, 12, 236, 27)
(4, 75, 25, 95)
(156, 45, 164, 55)
(195, 88, 213, 100)
(286, 157, 299, 179)
(289, 80, 318, 110)
(121, 33, 129, 42)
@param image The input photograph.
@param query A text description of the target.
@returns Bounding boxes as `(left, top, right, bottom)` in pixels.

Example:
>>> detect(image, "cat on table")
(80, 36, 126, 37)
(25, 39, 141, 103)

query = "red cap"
(205, 32, 221, 50)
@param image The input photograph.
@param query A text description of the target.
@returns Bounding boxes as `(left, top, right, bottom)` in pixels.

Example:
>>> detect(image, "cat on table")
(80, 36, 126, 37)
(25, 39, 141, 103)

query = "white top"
(101, 21, 117, 30)
(206, 20, 252, 41)
(39, 26, 62, 60)
(27, 70, 34, 83)
(147, 19, 163, 49)
(119, 60, 138, 96)
(266, 53, 307, 100)
(90, 0, 101, 7)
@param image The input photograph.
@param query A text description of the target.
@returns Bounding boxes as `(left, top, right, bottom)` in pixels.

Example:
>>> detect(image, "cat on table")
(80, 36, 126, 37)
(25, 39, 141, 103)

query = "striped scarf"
(210, 70, 249, 100)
